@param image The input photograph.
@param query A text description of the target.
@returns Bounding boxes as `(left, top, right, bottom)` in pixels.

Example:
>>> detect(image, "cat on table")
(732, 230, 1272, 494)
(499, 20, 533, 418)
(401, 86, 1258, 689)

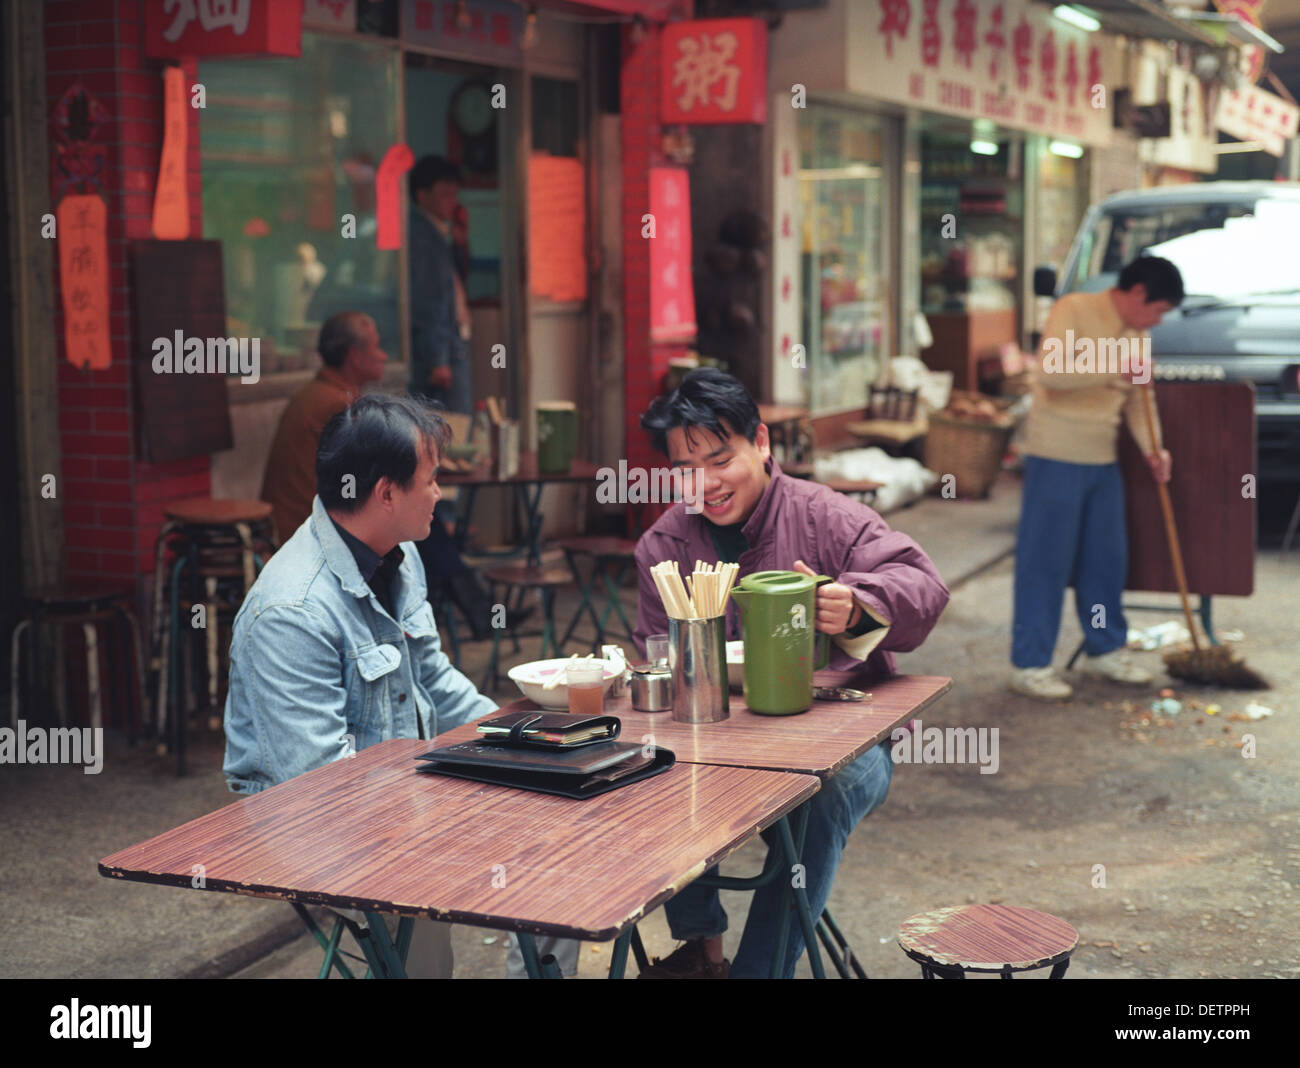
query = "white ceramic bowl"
(726, 641, 745, 690)
(507, 658, 622, 709)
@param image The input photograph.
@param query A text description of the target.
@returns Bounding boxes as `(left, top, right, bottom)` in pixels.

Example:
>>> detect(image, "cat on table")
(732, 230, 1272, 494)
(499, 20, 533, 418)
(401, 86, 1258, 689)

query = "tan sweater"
(1022, 289, 1163, 464)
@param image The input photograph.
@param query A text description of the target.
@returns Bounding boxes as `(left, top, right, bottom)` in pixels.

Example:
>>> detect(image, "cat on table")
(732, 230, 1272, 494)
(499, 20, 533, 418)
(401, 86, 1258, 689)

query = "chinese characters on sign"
(302, 0, 356, 31)
(862, 0, 1110, 146)
(649, 168, 696, 344)
(152, 67, 190, 239)
(1217, 83, 1300, 157)
(145, 0, 301, 58)
(57, 194, 112, 371)
(401, 0, 522, 64)
(661, 18, 767, 125)
(162, 0, 251, 41)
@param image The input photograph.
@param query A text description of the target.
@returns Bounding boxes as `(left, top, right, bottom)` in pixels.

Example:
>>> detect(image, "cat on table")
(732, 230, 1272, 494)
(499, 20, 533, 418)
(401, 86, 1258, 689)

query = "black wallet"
(416, 714, 675, 799)
(473, 710, 622, 748)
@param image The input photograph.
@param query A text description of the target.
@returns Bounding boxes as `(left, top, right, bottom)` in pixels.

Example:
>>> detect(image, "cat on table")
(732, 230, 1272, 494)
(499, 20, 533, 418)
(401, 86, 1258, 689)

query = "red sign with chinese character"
(649, 168, 696, 344)
(58, 194, 112, 371)
(145, 0, 302, 59)
(661, 18, 767, 125)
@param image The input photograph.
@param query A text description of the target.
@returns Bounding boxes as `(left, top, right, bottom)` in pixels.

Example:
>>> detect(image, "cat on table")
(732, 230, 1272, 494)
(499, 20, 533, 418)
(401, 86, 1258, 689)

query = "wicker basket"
(924, 411, 1015, 499)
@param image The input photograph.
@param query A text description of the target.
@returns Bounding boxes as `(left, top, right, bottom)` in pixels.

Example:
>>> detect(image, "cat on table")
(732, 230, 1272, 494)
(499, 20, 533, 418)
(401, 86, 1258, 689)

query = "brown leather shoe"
(638, 939, 730, 979)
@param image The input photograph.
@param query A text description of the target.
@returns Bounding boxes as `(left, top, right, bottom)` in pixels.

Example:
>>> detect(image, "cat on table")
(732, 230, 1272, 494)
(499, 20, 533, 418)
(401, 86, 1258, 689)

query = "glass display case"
(919, 123, 1023, 319)
(797, 107, 891, 416)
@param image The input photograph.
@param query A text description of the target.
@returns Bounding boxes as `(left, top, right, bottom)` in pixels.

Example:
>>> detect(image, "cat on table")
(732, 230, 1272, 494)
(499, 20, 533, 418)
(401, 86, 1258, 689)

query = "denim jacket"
(223, 496, 496, 795)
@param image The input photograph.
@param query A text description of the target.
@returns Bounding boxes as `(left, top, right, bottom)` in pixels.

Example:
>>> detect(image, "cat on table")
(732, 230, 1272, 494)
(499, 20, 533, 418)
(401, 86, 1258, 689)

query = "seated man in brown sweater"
(261, 311, 385, 543)
(260, 310, 496, 636)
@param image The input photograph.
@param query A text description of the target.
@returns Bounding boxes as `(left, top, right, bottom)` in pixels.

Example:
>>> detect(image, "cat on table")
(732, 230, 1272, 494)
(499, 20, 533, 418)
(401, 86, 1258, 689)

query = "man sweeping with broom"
(1010, 256, 1182, 701)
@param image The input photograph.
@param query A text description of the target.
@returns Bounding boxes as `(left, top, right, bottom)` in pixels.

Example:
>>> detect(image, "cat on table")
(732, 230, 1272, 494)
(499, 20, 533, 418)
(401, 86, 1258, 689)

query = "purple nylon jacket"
(633, 458, 950, 677)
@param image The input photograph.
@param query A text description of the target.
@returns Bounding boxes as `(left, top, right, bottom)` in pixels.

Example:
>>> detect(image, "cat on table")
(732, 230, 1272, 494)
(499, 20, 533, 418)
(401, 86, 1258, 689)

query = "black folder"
(415, 714, 674, 799)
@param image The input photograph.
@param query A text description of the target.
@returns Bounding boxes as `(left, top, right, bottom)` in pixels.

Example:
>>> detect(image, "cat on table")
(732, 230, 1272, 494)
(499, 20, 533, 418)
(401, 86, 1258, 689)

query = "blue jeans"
(1012, 456, 1129, 668)
(412, 347, 471, 526)
(663, 741, 894, 978)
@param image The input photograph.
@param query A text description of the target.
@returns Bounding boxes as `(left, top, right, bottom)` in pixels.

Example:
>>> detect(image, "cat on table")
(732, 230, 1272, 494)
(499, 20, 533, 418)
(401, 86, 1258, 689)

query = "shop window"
(1030, 139, 1089, 339)
(532, 76, 579, 158)
(528, 75, 585, 306)
(919, 123, 1023, 321)
(797, 108, 890, 416)
(199, 35, 402, 377)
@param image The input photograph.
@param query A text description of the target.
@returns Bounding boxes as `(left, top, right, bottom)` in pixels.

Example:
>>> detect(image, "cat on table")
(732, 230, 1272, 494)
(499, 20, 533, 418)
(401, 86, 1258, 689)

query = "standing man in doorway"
(409, 154, 473, 535)
(409, 156, 472, 414)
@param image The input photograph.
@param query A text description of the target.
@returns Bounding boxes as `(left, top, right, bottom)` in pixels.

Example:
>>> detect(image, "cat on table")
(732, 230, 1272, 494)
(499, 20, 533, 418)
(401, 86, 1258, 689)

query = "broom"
(1137, 386, 1267, 689)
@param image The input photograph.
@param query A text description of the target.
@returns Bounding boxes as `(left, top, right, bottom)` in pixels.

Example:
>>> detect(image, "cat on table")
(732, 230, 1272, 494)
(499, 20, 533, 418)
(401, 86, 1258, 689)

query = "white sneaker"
(1010, 666, 1073, 701)
(1076, 648, 1153, 685)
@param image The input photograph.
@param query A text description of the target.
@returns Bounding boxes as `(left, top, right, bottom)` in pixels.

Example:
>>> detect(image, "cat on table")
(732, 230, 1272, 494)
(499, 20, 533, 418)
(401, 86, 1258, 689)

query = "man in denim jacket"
(224, 393, 496, 975)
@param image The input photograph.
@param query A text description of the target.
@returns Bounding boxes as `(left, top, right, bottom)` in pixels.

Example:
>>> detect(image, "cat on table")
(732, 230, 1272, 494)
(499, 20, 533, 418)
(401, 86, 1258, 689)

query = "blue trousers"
(411, 348, 471, 526)
(1012, 456, 1129, 668)
(663, 741, 894, 978)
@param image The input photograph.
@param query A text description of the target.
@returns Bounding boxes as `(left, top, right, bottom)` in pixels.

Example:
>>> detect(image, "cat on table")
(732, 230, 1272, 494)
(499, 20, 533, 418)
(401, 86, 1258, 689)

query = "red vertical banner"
(648, 167, 696, 344)
(57, 194, 112, 370)
(152, 66, 190, 240)
(375, 143, 414, 250)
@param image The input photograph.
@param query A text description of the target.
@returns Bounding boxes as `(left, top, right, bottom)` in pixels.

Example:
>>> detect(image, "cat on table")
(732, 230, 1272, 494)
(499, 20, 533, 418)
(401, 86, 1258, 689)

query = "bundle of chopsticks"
(650, 560, 739, 620)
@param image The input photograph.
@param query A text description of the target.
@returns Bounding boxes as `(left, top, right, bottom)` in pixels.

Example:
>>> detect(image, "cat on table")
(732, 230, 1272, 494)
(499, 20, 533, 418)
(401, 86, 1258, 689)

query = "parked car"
(1036, 182, 1300, 482)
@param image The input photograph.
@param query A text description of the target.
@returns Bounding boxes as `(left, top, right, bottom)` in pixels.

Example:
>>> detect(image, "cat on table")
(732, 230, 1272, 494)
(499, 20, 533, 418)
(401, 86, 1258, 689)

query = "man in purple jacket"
(633, 369, 949, 978)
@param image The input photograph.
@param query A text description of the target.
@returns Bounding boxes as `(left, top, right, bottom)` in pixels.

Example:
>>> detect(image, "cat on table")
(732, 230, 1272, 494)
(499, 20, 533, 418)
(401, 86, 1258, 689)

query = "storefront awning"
(1044, 1, 1279, 52)
(537, 0, 680, 16)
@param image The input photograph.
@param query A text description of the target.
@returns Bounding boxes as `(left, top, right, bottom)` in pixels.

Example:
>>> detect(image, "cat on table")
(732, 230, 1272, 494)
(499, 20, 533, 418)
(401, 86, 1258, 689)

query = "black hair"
(640, 367, 761, 457)
(1118, 255, 1185, 306)
(316, 394, 451, 513)
(409, 154, 461, 198)
(317, 311, 369, 369)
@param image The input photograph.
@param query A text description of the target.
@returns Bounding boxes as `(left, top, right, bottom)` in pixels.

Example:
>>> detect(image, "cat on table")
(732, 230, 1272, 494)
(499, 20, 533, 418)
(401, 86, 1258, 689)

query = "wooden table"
(440, 673, 953, 778)
(99, 738, 818, 979)
(439, 452, 603, 565)
(435, 671, 952, 979)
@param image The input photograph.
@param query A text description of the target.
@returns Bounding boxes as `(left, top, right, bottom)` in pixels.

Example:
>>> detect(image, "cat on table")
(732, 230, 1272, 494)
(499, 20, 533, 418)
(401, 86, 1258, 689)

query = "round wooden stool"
(897, 904, 1078, 979)
(149, 498, 275, 774)
(480, 562, 573, 693)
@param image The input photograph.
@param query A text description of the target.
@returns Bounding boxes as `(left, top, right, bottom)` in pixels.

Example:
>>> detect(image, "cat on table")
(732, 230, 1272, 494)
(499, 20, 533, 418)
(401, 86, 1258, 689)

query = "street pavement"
(4, 472, 1297, 979)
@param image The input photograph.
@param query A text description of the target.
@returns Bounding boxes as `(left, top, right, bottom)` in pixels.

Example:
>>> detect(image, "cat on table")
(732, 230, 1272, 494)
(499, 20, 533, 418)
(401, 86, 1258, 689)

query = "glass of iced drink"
(566, 660, 606, 716)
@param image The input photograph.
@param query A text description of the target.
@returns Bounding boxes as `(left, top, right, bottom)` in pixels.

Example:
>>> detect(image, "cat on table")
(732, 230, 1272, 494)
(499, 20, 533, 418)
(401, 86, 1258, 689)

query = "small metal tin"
(630, 663, 673, 712)
(812, 686, 873, 702)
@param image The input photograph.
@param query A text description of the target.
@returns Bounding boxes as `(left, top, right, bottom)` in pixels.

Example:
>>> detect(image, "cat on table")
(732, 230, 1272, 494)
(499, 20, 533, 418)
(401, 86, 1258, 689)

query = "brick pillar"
(620, 10, 691, 529)
(46, 0, 208, 584)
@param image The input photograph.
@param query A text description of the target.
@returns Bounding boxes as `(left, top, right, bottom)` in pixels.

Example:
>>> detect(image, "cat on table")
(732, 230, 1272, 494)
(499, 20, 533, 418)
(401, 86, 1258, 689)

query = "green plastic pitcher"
(730, 569, 832, 715)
